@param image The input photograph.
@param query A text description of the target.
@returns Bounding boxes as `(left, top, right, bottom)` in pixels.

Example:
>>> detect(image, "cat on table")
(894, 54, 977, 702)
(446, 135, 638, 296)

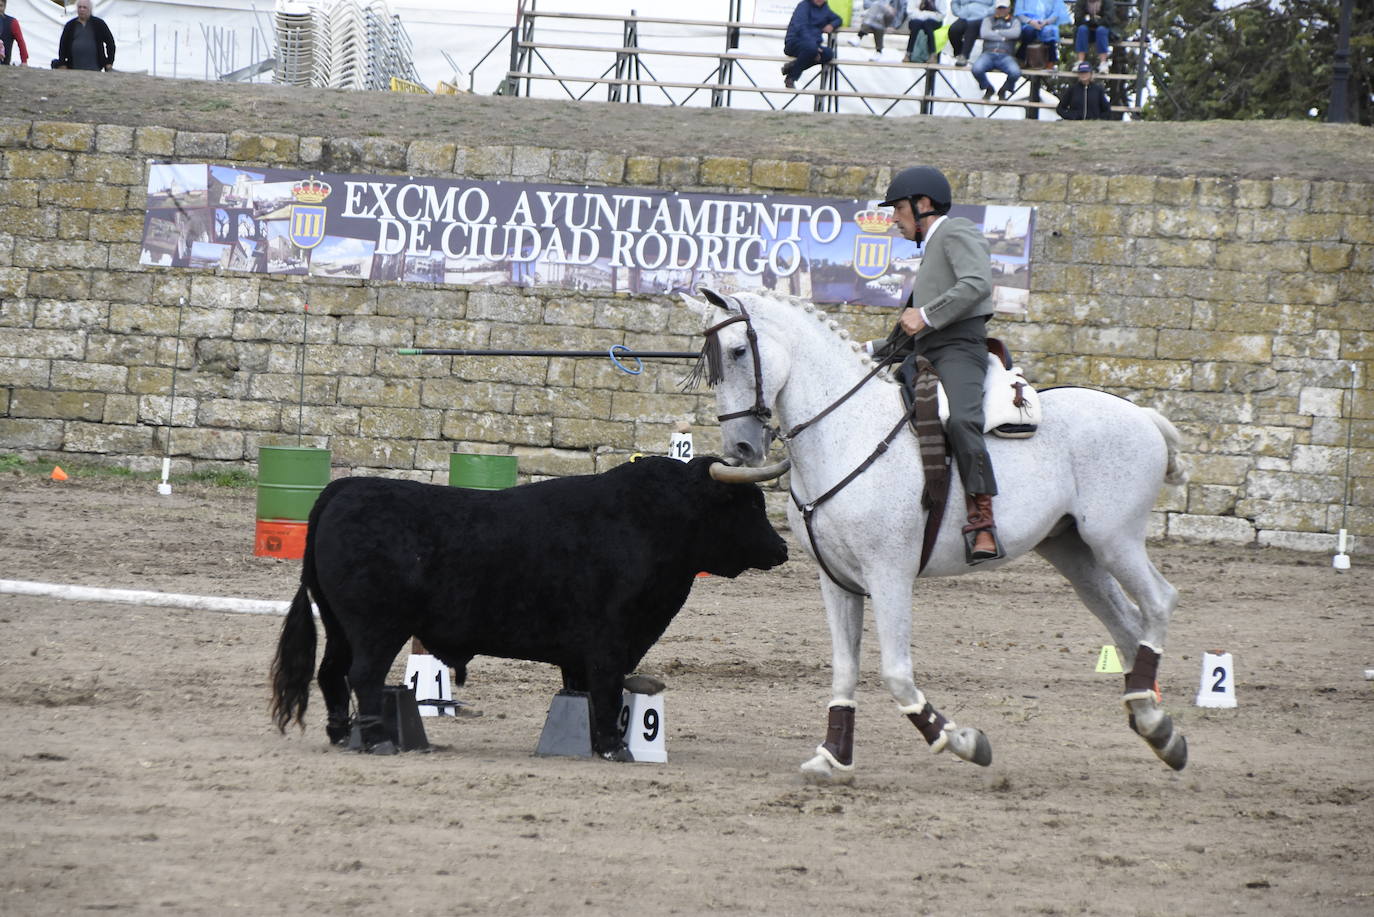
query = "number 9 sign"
(618, 690, 667, 762)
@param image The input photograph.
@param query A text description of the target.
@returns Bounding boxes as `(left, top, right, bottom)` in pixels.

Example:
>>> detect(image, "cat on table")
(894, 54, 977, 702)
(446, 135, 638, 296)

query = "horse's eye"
(730, 345, 748, 360)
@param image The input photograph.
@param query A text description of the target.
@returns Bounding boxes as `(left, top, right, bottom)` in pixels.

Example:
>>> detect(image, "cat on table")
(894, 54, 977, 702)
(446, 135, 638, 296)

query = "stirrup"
(963, 527, 1004, 565)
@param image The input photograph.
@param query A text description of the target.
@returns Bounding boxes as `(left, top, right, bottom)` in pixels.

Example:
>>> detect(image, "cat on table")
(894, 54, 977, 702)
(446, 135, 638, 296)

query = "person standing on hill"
(0, 0, 30, 66)
(1056, 60, 1112, 118)
(782, 0, 842, 89)
(56, 0, 116, 71)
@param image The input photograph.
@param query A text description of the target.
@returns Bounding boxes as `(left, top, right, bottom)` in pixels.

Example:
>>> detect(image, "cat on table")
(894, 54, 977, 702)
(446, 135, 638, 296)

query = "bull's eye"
(730, 345, 748, 360)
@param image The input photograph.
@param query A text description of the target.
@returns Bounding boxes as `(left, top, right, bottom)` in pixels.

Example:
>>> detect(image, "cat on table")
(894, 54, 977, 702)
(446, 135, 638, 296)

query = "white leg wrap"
(829, 698, 856, 710)
(895, 691, 928, 716)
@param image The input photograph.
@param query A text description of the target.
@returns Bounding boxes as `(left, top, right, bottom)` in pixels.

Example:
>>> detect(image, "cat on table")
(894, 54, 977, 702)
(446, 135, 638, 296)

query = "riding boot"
(963, 493, 1001, 563)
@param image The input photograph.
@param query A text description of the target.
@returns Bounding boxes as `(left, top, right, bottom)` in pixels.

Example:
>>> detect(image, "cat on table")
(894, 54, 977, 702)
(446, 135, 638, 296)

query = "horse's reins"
(700, 302, 937, 596)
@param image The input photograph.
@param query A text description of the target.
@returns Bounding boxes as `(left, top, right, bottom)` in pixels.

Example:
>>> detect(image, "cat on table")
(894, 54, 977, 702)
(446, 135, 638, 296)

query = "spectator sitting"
(1073, 0, 1116, 73)
(1057, 60, 1112, 118)
(848, 0, 907, 60)
(1, 0, 29, 66)
(905, 0, 946, 63)
(972, 1, 1023, 100)
(947, 0, 994, 66)
(56, 0, 115, 71)
(783, 0, 842, 89)
(1013, 0, 1068, 66)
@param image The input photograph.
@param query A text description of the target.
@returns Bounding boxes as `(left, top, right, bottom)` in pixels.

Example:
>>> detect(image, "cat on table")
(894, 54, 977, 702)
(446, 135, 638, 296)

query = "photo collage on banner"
(140, 163, 1035, 314)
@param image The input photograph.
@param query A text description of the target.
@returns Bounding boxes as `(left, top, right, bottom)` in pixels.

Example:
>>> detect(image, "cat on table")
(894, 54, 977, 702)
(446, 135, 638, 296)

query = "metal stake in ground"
(297, 304, 309, 446)
(158, 296, 187, 496)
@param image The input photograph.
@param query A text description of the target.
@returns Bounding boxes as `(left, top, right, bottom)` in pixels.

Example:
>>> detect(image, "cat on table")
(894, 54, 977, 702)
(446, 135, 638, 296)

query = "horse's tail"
(269, 582, 317, 733)
(1142, 407, 1189, 487)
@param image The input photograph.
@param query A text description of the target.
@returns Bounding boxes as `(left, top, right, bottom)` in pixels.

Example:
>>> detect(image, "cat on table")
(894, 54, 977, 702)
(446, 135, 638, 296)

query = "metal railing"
(498, 0, 1150, 120)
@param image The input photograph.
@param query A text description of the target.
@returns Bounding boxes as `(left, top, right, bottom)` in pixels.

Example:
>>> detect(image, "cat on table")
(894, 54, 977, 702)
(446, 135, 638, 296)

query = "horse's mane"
(738, 291, 898, 386)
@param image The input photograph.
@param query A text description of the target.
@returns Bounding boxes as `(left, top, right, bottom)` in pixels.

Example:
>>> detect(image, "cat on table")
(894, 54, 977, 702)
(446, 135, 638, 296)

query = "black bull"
(270, 456, 788, 759)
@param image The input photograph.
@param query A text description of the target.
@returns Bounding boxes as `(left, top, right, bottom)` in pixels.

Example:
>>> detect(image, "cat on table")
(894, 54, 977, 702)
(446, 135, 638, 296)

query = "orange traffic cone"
(50, 466, 69, 481)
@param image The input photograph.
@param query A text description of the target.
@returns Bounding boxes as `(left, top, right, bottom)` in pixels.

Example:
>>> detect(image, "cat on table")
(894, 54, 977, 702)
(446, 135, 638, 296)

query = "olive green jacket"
(874, 215, 994, 361)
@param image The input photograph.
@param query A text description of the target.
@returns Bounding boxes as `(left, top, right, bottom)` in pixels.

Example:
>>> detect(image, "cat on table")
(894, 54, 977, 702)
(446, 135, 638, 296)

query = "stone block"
(42, 182, 130, 211)
(468, 145, 514, 177)
(227, 131, 300, 163)
(441, 410, 554, 446)
(247, 372, 336, 405)
(552, 416, 635, 450)
(32, 122, 96, 152)
(102, 394, 138, 424)
(0, 118, 32, 147)
(90, 212, 146, 242)
(1087, 357, 1192, 390)
(1018, 172, 1067, 202)
(95, 124, 136, 154)
(1167, 513, 1255, 545)
(282, 405, 361, 437)
(5, 149, 74, 180)
(0, 417, 63, 450)
(35, 299, 106, 329)
(1156, 328, 1271, 363)
(625, 156, 659, 185)
(550, 149, 589, 182)
(1, 328, 85, 360)
(1106, 174, 1155, 204)
(10, 389, 105, 421)
(337, 375, 421, 408)
(63, 420, 157, 454)
(135, 126, 177, 156)
(1270, 178, 1310, 208)
(1072, 326, 1158, 357)
(197, 398, 282, 431)
(466, 289, 544, 323)
(329, 435, 417, 468)
(420, 378, 516, 413)
(160, 426, 246, 460)
(1066, 174, 1108, 203)
(701, 156, 752, 188)
(407, 140, 459, 174)
(1245, 469, 1343, 503)
(513, 385, 611, 419)
(0, 178, 40, 208)
(660, 156, 700, 188)
(586, 150, 626, 185)
(1189, 362, 1279, 394)
(173, 131, 228, 158)
(28, 271, 91, 301)
(608, 390, 700, 424)
(811, 164, 873, 196)
(1186, 483, 1238, 516)
(358, 406, 442, 440)
(336, 315, 414, 346)
(1297, 386, 1345, 417)
(1309, 243, 1353, 272)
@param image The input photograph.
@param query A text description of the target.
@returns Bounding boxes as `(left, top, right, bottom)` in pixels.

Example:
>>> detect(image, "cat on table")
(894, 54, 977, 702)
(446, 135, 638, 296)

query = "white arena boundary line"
(0, 579, 304, 617)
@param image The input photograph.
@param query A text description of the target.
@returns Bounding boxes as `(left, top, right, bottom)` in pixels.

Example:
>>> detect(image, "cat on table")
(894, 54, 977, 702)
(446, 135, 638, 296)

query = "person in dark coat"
(782, 0, 842, 89)
(1056, 61, 1112, 119)
(56, 0, 115, 71)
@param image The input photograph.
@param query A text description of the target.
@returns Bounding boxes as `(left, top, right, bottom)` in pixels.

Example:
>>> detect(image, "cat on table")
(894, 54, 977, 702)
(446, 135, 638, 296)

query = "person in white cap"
(971, 1, 1023, 101)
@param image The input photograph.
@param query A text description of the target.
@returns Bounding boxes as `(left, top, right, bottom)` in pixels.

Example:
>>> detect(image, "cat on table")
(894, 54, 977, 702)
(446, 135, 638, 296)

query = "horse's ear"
(696, 286, 733, 310)
(680, 289, 729, 323)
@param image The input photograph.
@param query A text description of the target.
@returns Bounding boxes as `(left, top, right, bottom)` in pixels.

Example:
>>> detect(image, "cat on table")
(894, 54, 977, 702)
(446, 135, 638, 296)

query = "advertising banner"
(140, 163, 1034, 313)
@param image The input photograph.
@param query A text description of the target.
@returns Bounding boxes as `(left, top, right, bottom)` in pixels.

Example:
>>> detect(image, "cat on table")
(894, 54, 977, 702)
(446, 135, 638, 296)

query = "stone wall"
(1, 117, 1370, 551)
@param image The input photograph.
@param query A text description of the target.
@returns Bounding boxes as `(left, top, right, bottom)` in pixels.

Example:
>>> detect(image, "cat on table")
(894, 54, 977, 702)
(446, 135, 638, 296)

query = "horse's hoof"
(1154, 732, 1187, 771)
(800, 751, 854, 785)
(946, 727, 992, 767)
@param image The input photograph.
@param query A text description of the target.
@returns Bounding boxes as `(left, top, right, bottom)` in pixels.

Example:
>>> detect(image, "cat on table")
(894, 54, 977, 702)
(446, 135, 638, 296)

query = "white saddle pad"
(936, 354, 1041, 438)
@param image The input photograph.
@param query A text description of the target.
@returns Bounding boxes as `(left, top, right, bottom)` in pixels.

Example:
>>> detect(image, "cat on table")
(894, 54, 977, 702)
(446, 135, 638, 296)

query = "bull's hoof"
(598, 743, 635, 763)
(367, 739, 399, 756)
(800, 749, 855, 785)
(624, 674, 666, 695)
(944, 727, 992, 767)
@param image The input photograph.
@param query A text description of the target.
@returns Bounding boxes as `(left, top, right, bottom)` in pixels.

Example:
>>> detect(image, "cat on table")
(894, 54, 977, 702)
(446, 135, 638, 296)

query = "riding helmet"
(880, 165, 952, 213)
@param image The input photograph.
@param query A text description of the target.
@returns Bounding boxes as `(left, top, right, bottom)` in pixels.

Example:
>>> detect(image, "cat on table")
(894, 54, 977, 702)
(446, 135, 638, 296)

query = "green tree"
(1144, 0, 1372, 124)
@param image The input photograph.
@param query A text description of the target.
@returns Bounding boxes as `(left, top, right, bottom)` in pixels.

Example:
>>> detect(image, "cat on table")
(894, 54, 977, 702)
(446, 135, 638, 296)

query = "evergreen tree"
(1144, 0, 1372, 124)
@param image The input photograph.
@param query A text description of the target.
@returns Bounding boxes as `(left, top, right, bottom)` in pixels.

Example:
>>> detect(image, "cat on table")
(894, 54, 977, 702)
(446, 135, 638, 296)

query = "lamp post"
(1327, 0, 1353, 123)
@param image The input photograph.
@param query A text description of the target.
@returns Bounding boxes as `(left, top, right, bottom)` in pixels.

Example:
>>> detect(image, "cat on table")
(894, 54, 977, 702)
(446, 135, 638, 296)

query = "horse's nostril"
(735, 442, 755, 461)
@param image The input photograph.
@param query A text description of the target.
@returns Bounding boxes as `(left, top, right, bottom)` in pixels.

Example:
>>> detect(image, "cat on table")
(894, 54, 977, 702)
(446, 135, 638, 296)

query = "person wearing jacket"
(56, 0, 115, 71)
(782, 0, 842, 89)
(0, 0, 30, 66)
(1073, 0, 1116, 72)
(1013, 0, 1068, 65)
(849, 0, 907, 59)
(1056, 60, 1112, 119)
(946, 0, 995, 66)
(971, 1, 1023, 100)
(871, 166, 1003, 564)
(904, 0, 944, 63)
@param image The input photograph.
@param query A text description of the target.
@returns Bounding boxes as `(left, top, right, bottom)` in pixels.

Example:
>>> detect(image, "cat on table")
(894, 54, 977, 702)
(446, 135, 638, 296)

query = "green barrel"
(256, 446, 332, 520)
(448, 453, 518, 490)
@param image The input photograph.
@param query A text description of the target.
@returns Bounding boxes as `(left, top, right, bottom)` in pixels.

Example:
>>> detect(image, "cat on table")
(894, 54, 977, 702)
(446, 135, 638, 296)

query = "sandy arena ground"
(1, 472, 1371, 915)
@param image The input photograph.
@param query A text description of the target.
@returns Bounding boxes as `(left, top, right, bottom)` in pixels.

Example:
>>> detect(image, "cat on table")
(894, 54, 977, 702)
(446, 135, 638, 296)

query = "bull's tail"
(1143, 407, 1189, 487)
(269, 583, 317, 733)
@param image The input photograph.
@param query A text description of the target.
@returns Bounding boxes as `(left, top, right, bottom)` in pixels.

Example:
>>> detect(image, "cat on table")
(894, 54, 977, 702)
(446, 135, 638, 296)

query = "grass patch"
(0, 454, 256, 489)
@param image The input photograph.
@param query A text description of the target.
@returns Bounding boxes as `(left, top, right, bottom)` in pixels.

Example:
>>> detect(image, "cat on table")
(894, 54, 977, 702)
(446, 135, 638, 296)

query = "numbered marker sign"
(404, 653, 454, 718)
(1195, 651, 1237, 708)
(619, 691, 667, 763)
(668, 431, 693, 463)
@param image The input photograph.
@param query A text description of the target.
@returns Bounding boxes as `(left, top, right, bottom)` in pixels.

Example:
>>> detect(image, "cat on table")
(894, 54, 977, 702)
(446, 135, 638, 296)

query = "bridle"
(696, 297, 925, 595)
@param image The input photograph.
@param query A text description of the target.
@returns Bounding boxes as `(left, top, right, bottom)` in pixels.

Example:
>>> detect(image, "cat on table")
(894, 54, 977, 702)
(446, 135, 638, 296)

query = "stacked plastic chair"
(272, 0, 422, 91)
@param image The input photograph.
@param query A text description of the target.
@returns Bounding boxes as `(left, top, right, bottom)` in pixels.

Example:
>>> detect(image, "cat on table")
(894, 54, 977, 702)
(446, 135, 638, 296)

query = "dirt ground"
(1, 471, 1371, 916)
(5, 66, 1374, 182)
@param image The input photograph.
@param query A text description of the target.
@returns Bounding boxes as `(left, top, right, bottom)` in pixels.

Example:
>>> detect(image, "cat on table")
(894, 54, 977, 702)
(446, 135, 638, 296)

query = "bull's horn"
(708, 458, 791, 483)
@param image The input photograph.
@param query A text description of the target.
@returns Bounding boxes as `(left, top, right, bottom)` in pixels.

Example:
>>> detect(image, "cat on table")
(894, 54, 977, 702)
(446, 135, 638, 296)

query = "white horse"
(685, 287, 1190, 783)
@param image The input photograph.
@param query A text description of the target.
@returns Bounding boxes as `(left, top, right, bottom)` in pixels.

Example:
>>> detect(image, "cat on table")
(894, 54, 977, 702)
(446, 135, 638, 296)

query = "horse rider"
(869, 165, 1002, 563)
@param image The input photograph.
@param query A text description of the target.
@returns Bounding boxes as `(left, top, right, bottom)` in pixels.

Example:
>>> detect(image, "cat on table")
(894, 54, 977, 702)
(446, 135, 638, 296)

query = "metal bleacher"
(499, 0, 1150, 120)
